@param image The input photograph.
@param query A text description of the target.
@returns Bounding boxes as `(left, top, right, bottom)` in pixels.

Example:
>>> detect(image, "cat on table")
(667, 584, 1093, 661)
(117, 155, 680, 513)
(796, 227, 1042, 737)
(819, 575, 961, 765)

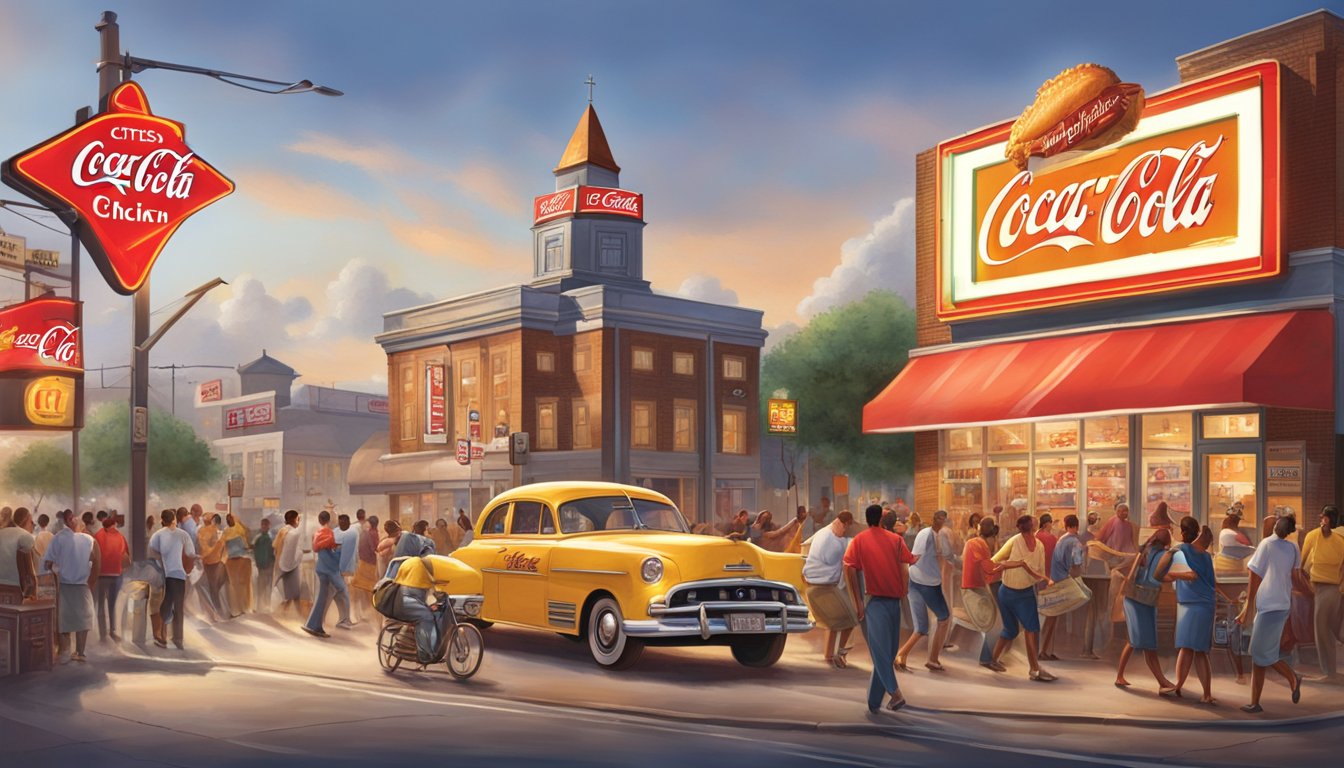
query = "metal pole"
(71, 229, 80, 517)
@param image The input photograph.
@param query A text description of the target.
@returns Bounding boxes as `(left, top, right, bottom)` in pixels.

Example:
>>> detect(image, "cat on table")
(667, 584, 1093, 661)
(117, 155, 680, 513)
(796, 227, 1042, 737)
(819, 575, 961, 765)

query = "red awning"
(863, 310, 1334, 433)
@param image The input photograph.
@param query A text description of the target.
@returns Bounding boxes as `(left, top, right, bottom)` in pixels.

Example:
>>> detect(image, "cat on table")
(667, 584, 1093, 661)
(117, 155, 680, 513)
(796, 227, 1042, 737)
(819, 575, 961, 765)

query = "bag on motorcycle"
(372, 578, 401, 617)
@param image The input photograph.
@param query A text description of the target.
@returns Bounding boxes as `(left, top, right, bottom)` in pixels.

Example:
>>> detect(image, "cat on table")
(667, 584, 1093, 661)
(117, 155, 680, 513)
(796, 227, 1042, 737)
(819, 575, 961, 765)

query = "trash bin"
(123, 580, 149, 645)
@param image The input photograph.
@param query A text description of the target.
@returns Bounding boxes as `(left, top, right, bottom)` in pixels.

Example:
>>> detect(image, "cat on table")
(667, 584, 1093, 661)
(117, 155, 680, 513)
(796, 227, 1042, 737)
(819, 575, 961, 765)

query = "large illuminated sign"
(936, 61, 1280, 321)
(2, 81, 234, 295)
(533, 185, 643, 225)
(0, 297, 82, 374)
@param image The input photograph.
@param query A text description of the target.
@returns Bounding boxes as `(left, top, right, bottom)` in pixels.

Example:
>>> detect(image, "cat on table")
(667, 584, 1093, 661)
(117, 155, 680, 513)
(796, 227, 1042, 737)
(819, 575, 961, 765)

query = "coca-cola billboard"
(936, 62, 1279, 321)
(225, 401, 274, 430)
(533, 188, 576, 225)
(1, 82, 234, 295)
(576, 186, 642, 220)
(0, 297, 83, 375)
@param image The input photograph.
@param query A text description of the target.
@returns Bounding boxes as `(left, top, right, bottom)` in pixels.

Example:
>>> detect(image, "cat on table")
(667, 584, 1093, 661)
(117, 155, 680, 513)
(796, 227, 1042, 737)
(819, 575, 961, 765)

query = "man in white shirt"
(897, 509, 952, 672)
(149, 509, 197, 649)
(43, 510, 99, 662)
(1238, 516, 1311, 713)
(0, 507, 37, 601)
(802, 511, 855, 667)
(275, 510, 305, 617)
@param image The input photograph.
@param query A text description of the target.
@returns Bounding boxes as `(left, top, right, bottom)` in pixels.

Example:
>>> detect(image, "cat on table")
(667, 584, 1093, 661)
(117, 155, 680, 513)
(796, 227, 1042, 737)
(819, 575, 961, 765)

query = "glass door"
(1198, 442, 1261, 538)
(987, 459, 1029, 533)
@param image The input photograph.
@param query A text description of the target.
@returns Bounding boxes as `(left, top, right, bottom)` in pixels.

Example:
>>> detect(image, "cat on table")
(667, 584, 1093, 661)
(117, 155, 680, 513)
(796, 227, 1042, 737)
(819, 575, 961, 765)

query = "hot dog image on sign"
(1, 81, 234, 295)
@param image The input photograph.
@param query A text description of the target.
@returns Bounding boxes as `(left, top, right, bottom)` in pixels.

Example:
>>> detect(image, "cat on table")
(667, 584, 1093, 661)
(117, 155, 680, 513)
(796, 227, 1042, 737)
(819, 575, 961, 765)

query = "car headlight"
(465, 599, 482, 617)
(640, 557, 663, 584)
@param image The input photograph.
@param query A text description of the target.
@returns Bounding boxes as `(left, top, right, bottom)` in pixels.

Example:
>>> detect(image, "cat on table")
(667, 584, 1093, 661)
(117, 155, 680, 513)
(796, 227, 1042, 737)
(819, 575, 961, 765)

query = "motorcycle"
(376, 592, 484, 679)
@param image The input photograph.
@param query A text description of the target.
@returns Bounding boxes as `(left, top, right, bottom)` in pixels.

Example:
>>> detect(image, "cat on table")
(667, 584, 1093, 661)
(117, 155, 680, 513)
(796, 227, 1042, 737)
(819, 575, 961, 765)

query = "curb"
(107, 643, 1344, 731)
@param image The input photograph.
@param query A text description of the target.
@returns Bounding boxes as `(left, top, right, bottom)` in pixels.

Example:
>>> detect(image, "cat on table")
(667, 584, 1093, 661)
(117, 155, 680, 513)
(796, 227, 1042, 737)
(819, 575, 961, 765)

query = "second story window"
(544, 234, 564, 272)
(632, 347, 654, 372)
(599, 233, 625, 270)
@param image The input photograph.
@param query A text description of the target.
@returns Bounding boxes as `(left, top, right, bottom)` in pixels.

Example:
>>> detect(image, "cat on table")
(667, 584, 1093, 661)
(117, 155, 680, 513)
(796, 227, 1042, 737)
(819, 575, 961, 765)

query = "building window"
(632, 401, 656, 449)
(400, 363, 416, 441)
(633, 347, 654, 372)
(537, 352, 554, 372)
(492, 351, 510, 400)
(673, 400, 696, 453)
(293, 460, 305, 493)
(721, 405, 747, 454)
(326, 461, 340, 491)
(723, 355, 746, 380)
(572, 399, 591, 449)
(599, 233, 625, 270)
(544, 234, 564, 272)
(536, 399, 558, 450)
(459, 358, 478, 431)
(574, 345, 592, 373)
(673, 352, 694, 376)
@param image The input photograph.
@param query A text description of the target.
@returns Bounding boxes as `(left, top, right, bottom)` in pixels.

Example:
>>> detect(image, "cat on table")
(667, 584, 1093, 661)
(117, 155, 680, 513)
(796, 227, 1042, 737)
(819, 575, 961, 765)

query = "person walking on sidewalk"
(1115, 528, 1177, 694)
(44, 510, 100, 663)
(222, 514, 252, 617)
(251, 518, 276, 614)
(92, 516, 130, 642)
(897, 509, 953, 673)
(962, 516, 1006, 671)
(302, 510, 352, 638)
(1301, 504, 1344, 681)
(1040, 514, 1086, 661)
(335, 513, 362, 623)
(197, 514, 229, 620)
(275, 510, 304, 617)
(149, 509, 196, 649)
(990, 514, 1056, 682)
(844, 503, 919, 713)
(1166, 517, 1217, 704)
(802, 510, 856, 668)
(1238, 516, 1310, 713)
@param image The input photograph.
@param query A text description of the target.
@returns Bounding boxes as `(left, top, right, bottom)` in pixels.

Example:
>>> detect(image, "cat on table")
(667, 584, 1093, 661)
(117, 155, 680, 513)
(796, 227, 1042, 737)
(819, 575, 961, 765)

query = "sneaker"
(301, 625, 330, 638)
(154, 637, 168, 649)
(72, 653, 86, 663)
(335, 620, 354, 630)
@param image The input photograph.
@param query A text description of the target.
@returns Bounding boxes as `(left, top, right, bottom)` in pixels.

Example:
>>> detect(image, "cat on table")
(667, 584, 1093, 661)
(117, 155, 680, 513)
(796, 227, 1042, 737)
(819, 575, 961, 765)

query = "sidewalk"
(86, 608, 1344, 730)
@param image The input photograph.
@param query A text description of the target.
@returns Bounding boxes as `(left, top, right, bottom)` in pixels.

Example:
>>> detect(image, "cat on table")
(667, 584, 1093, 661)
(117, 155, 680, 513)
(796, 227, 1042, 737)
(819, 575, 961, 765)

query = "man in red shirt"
(93, 515, 130, 642)
(844, 504, 919, 713)
(1037, 513, 1059, 569)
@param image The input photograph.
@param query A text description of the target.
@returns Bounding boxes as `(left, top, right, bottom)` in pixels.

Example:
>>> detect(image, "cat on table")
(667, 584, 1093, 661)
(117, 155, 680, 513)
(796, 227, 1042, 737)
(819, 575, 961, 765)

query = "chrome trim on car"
(551, 567, 628, 576)
(547, 600, 577, 628)
(722, 561, 754, 572)
(481, 568, 545, 577)
(624, 612, 813, 638)
(633, 577, 812, 638)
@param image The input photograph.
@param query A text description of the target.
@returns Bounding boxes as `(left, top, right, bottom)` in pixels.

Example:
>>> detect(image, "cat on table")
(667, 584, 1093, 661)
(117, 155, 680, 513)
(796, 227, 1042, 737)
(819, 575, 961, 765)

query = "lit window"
(673, 352, 694, 376)
(544, 234, 564, 272)
(632, 401, 656, 449)
(400, 363, 416, 441)
(574, 345, 592, 372)
(723, 355, 746, 380)
(572, 399, 591, 449)
(537, 352, 554, 372)
(722, 406, 746, 454)
(633, 348, 654, 372)
(536, 400, 557, 450)
(673, 400, 696, 452)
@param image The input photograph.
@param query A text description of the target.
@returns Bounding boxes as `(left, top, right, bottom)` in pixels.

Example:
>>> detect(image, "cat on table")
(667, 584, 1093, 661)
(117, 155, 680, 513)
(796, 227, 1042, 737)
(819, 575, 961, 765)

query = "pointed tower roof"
(238, 349, 297, 377)
(554, 105, 620, 174)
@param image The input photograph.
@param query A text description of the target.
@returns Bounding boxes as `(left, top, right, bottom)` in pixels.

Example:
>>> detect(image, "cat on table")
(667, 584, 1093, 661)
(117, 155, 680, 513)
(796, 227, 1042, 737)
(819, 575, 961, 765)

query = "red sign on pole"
(456, 438, 471, 465)
(197, 378, 222, 403)
(0, 297, 82, 374)
(225, 401, 274, 430)
(425, 364, 446, 441)
(1, 81, 235, 295)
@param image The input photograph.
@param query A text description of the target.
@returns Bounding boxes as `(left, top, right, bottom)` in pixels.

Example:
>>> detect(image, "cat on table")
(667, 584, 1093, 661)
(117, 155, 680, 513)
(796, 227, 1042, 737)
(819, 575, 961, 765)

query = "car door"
(489, 499, 554, 627)
(468, 502, 511, 621)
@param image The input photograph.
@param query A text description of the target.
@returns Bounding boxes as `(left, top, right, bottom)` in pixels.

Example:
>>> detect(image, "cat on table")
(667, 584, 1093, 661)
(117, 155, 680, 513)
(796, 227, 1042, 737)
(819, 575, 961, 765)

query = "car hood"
(556, 533, 781, 580)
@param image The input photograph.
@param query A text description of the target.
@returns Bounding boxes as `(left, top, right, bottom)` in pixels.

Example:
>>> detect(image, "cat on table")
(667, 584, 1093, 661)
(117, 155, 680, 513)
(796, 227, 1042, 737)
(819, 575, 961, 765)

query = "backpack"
(372, 555, 435, 618)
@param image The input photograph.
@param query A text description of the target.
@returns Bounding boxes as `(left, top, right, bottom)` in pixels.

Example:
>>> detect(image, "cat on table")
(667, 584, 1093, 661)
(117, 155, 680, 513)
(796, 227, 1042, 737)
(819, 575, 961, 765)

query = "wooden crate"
(0, 602, 54, 673)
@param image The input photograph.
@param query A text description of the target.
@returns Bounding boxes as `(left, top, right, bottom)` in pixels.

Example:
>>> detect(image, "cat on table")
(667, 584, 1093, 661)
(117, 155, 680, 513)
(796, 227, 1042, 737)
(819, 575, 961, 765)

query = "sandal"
(833, 655, 848, 669)
(1240, 703, 1263, 713)
(1159, 686, 1181, 698)
(925, 661, 945, 672)
(1030, 670, 1057, 682)
(1292, 674, 1302, 704)
(893, 660, 911, 672)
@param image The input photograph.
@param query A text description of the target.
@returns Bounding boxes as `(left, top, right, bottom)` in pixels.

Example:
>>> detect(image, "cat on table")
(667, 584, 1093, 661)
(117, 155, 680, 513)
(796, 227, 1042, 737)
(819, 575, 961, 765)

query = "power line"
(0, 203, 68, 235)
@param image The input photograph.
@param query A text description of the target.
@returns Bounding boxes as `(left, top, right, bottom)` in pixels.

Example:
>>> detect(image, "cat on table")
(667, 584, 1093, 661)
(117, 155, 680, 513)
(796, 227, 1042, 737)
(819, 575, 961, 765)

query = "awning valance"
(863, 310, 1333, 434)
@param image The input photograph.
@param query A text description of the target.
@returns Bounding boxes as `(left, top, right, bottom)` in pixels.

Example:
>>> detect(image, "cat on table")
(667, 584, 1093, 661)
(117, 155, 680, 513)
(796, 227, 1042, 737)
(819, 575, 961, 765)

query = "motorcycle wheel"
(445, 623, 484, 679)
(376, 623, 402, 673)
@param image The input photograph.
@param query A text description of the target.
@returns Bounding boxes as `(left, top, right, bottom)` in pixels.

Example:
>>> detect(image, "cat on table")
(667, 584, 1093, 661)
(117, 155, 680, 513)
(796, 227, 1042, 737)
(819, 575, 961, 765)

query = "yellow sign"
(24, 375, 75, 427)
(767, 398, 797, 435)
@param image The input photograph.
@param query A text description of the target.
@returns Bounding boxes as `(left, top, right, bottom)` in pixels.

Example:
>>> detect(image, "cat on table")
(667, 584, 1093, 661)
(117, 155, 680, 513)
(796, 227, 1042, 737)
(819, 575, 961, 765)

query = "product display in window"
(988, 424, 1029, 453)
(1034, 420, 1079, 451)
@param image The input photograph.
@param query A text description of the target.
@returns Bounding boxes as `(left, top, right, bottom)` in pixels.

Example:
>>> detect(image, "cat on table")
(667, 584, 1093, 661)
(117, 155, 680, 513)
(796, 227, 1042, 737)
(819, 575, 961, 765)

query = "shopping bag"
(1037, 577, 1092, 617)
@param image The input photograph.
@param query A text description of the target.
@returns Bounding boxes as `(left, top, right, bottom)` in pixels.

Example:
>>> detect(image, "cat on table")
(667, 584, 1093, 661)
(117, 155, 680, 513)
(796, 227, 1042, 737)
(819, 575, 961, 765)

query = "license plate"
(728, 613, 765, 632)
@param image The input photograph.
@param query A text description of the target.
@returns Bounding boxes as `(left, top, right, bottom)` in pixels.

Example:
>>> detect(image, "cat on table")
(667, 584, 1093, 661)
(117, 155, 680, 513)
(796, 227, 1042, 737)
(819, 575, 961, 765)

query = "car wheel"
(587, 596, 643, 669)
(730, 634, 787, 667)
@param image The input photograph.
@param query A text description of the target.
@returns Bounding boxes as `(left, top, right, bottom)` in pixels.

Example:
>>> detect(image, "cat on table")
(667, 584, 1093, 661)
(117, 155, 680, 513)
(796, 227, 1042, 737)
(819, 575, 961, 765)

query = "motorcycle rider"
(389, 554, 467, 663)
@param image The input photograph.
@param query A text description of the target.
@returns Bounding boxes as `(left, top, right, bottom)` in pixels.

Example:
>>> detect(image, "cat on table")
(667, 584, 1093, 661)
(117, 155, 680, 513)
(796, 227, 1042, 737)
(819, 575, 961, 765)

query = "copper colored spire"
(554, 105, 620, 174)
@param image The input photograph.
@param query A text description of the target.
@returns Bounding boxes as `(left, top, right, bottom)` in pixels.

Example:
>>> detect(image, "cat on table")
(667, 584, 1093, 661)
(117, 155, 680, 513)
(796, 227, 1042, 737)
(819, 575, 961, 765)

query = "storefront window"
(940, 461, 983, 534)
(1143, 454, 1192, 521)
(1206, 453, 1258, 535)
(1203, 412, 1261, 439)
(1084, 459, 1128, 522)
(987, 423, 1029, 453)
(1142, 412, 1193, 450)
(1084, 416, 1129, 449)
(986, 459, 1029, 519)
(1034, 419, 1079, 451)
(1034, 455, 1078, 519)
(944, 427, 983, 456)
(1264, 442, 1304, 544)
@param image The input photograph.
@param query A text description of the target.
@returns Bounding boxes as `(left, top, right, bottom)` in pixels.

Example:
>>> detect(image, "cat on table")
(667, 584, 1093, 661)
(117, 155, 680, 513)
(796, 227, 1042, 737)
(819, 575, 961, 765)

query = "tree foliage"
(3, 440, 72, 512)
(761, 290, 916, 483)
(79, 402, 224, 493)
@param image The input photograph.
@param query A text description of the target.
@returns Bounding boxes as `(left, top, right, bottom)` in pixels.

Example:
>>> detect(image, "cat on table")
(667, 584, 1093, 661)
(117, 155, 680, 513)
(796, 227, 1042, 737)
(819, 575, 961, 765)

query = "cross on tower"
(585, 74, 596, 103)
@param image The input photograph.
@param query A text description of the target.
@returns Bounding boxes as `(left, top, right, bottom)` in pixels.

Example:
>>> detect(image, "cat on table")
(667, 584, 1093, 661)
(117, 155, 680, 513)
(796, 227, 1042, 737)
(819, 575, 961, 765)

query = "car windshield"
(557, 495, 689, 534)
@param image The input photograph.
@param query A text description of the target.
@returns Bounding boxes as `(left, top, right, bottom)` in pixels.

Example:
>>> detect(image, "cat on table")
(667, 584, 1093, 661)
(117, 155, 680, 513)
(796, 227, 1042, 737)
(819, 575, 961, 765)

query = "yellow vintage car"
(451, 481, 812, 669)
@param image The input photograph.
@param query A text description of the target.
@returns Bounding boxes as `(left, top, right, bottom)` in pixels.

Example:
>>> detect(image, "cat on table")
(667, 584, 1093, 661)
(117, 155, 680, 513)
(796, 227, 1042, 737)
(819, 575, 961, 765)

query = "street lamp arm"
(101, 54, 343, 97)
(136, 277, 227, 355)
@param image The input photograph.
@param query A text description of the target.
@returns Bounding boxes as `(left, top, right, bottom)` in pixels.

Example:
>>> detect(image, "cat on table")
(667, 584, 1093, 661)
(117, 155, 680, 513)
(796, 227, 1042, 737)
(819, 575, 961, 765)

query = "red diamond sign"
(2, 81, 234, 295)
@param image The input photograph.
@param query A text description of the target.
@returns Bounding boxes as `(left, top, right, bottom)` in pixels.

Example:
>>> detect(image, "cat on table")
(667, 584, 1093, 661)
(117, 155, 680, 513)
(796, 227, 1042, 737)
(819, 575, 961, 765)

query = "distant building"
(351, 103, 765, 528)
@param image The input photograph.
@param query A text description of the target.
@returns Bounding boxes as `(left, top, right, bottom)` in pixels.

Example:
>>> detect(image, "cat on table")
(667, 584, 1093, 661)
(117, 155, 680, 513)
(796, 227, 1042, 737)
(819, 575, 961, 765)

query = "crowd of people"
(794, 497, 1336, 716)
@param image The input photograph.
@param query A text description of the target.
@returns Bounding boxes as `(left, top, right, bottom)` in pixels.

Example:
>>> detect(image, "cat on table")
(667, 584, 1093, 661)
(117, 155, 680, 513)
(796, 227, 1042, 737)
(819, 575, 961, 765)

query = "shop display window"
(1203, 412, 1261, 439)
(1084, 459, 1128, 521)
(1034, 419, 1079, 451)
(1143, 454, 1192, 520)
(940, 461, 984, 534)
(1084, 416, 1129, 449)
(945, 427, 983, 456)
(986, 461, 1029, 528)
(1142, 412, 1193, 450)
(987, 423, 1030, 453)
(1034, 455, 1078, 518)
(1206, 452, 1258, 534)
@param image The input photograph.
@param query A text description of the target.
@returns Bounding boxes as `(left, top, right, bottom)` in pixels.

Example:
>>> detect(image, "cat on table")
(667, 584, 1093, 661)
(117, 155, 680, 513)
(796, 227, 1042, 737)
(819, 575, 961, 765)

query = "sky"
(0, 0, 1332, 396)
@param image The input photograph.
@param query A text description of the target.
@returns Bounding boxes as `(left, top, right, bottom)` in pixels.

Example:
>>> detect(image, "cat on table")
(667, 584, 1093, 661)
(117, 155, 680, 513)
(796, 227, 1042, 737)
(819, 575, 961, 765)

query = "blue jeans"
(908, 582, 949, 635)
(304, 571, 350, 632)
(862, 596, 903, 710)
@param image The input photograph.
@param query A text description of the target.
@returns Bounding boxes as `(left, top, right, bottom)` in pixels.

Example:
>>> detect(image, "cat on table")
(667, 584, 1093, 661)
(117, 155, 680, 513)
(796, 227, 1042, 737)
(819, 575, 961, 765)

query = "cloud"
(218, 275, 313, 342)
(310, 258, 435, 341)
(763, 321, 799, 355)
(287, 131, 419, 176)
(796, 198, 914, 319)
(675, 273, 739, 305)
(235, 168, 371, 221)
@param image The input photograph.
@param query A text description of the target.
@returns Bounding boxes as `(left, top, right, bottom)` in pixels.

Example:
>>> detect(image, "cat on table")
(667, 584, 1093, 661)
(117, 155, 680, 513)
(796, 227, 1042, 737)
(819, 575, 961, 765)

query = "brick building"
(865, 11, 1344, 560)
(349, 104, 766, 527)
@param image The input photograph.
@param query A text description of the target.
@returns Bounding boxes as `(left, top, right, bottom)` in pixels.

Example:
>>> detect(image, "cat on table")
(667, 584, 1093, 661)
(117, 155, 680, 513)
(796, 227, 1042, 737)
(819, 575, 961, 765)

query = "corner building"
(352, 105, 765, 527)
(866, 12, 1344, 563)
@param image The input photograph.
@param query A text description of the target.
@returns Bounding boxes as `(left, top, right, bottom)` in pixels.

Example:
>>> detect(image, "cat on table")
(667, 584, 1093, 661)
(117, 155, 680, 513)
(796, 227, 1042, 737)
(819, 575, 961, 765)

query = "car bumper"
(625, 601, 813, 639)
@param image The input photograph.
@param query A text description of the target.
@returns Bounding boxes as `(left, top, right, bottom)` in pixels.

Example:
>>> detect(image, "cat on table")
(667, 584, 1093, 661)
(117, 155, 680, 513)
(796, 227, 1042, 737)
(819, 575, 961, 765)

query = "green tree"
(4, 440, 73, 513)
(79, 402, 224, 493)
(761, 290, 916, 483)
